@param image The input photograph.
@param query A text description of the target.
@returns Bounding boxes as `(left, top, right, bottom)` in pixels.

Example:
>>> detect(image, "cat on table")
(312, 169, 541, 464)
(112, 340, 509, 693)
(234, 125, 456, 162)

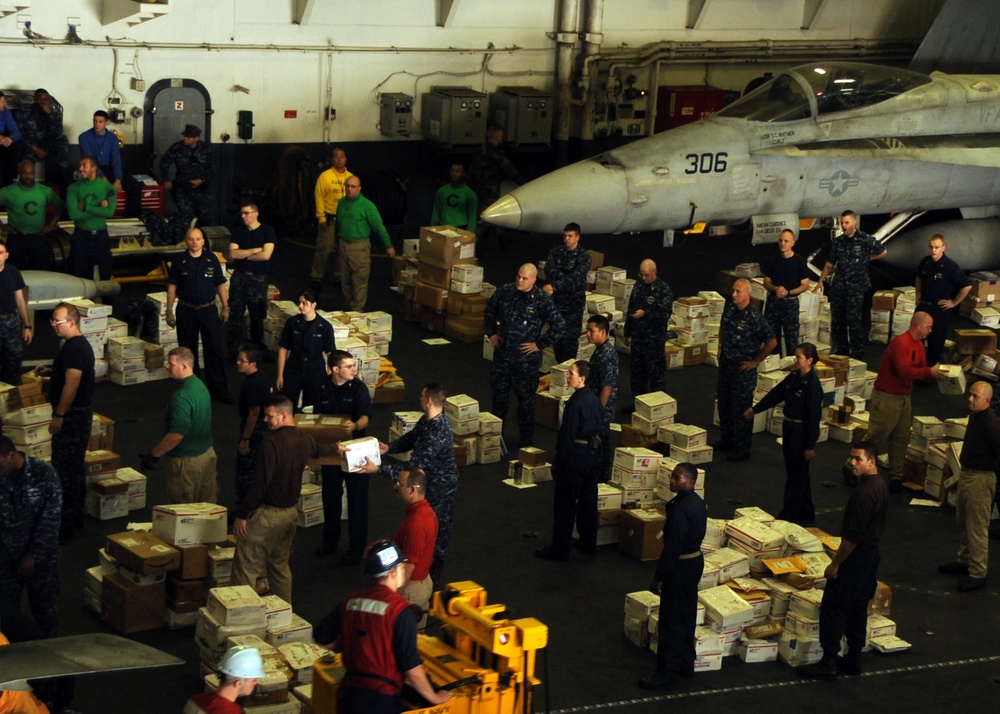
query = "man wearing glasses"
(227, 202, 275, 359)
(33, 302, 94, 543)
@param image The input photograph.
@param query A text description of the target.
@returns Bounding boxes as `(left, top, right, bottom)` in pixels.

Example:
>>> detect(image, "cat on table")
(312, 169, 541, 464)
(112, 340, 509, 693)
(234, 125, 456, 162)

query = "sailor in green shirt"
(336, 176, 395, 311)
(0, 160, 64, 269)
(66, 155, 116, 280)
(430, 162, 477, 232)
(140, 346, 218, 504)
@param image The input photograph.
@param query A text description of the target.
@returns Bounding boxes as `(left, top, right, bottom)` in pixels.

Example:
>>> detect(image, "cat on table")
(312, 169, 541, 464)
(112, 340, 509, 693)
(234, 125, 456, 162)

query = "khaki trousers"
(339, 239, 372, 311)
(310, 220, 339, 282)
(864, 390, 910, 480)
(231, 504, 299, 604)
(957, 468, 996, 579)
(402, 576, 434, 631)
(166, 447, 218, 504)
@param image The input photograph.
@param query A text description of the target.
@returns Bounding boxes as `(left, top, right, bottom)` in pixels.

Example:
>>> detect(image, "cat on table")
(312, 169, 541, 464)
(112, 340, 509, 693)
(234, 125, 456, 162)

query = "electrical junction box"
(421, 87, 487, 147)
(488, 86, 552, 145)
(380, 92, 413, 138)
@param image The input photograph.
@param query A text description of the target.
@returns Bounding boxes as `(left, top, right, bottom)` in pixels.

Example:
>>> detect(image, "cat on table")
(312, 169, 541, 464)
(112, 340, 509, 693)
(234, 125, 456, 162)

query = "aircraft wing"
(911, 0, 1000, 75)
(0, 634, 183, 690)
(752, 134, 1000, 168)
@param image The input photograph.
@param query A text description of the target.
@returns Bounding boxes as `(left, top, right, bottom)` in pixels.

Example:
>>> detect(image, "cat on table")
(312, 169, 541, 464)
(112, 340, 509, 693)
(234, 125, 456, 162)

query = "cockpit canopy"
(716, 62, 932, 122)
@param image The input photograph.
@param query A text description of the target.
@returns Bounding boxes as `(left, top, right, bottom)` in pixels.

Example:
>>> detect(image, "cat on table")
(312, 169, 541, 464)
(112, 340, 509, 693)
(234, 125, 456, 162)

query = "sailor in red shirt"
(184, 646, 265, 714)
(864, 311, 944, 492)
(392, 467, 439, 630)
(314, 540, 451, 714)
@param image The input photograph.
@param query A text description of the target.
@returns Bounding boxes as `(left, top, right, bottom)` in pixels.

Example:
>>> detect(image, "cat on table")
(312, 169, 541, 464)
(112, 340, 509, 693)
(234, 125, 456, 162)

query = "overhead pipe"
(554, 0, 581, 144)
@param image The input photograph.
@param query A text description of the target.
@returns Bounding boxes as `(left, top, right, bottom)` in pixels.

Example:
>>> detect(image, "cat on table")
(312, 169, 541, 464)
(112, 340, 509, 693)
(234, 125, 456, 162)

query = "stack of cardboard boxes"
(403, 225, 484, 343)
(442, 394, 503, 466)
(960, 270, 1000, 325)
(621, 504, 902, 670)
(198, 630, 327, 713)
(506, 446, 552, 484)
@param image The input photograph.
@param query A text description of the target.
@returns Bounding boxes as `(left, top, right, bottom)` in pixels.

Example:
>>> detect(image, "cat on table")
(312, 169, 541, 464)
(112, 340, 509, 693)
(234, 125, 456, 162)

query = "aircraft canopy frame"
(717, 62, 933, 123)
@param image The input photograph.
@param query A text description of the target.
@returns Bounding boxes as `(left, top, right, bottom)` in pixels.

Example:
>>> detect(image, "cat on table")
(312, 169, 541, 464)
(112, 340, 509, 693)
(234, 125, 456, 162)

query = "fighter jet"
(482, 60, 1000, 264)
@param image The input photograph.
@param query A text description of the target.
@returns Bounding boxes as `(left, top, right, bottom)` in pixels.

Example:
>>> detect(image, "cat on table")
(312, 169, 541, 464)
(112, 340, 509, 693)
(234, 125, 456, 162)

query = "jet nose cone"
(480, 159, 628, 235)
(481, 194, 522, 230)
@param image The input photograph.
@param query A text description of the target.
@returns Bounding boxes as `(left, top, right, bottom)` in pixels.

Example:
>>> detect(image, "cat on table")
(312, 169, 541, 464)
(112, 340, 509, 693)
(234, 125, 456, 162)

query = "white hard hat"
(218, 646, 265, 680)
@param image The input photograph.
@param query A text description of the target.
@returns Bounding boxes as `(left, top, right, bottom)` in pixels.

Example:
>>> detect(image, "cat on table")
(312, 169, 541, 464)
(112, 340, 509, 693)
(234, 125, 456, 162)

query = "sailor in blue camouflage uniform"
(467, 125, 523, 250)
(16, 89, 72, 188)
(359, 383, 459, 583)
(623, 259, 673, 403)
(815, 211, 886, 359)
(716, 279, 777, 462)
(586, 314, 619, 481)
(484, 264, 565, 447)
(763, 229, 813, 357)
(160, 124, 213, 227)
(542, 223, 591, 363)
(0, 435, 62, 639)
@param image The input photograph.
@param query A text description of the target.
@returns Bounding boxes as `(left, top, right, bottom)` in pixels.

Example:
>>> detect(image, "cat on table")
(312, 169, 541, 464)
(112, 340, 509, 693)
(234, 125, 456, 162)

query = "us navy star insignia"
(819, 170, 859, 197)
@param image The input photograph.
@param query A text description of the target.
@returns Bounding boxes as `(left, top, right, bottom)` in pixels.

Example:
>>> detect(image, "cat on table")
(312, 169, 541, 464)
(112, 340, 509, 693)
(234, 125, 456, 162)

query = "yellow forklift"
(313, 581, 548, 714)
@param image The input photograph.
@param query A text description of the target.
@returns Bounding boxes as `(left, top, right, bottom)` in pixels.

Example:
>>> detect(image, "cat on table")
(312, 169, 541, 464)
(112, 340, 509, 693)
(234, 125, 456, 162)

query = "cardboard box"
(166, 577, 207, 605)
(447, 291, 488, 316)
(340, 436, 381, 472)
(266, 613, 314, 646)
(416, 261, 452, 290)
(698, 585, 755, 629)
(297, 505, 325, 528)
(777, 631, 823, 666)
(704, 547, 751, 582)
(86, 480, 129, 521)
(208, 585, 268, 628)
(624, 590, 660, 620)
(518, 446, 547, 466)
(413, 281, 449, 310)
(737, 636, 779, 663)
(444, 394, 479, 421)
(613, 447, 662, 472)
(106, 531, 181, 575)
(85, 450, 122, 475)
(938, 364, 967, 395)
(107, 336, 146, 359)
(597, 483, 623, 511)
(418, 226, 477, 268)
(444, 313, 483, 343)
(152, 503, 228, 546)
(954, 328, 998, 355)
(724, 518, 784, 550)
(413, 303, 446, 333)
(618, 508, 665, 561)
(4, 403, 52, 427)
(635, 392, 678, 421)
(101, 574, 166, 634)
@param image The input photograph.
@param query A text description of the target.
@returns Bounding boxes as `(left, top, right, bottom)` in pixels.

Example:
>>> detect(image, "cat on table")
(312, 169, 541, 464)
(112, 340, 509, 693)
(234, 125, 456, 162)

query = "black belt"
(78, 229, 106, 236)
(178, 300, 215, 310)
(325, 213, 338, 222)
(784, 417, 803, 424)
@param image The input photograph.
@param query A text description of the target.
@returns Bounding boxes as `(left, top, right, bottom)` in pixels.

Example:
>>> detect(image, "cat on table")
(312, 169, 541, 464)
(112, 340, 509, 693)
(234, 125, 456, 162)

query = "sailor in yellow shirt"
(311, 147, 353, 289)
